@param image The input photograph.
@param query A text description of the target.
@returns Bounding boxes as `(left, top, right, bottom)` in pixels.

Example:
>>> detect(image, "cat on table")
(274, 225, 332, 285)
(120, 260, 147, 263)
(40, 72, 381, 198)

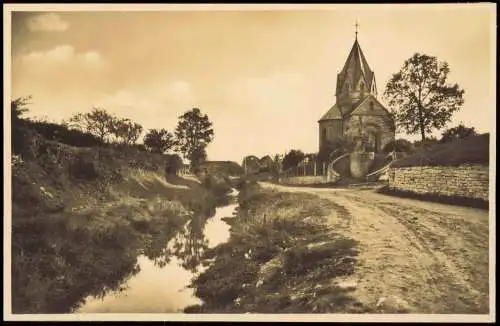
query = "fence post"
(314, 161, 317, 176)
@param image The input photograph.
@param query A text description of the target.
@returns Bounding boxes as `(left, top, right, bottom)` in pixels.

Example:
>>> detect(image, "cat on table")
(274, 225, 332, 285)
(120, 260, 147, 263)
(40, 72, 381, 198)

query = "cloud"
(23, 45, 74, 63)
(26, 13, 69, 32)
(82, 51, 101, 64)
(21, 45, 103, 66)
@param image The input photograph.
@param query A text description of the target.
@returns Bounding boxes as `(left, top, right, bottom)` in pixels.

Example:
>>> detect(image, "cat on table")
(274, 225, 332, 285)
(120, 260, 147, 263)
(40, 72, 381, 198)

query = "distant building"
(318, 34, 395, 153)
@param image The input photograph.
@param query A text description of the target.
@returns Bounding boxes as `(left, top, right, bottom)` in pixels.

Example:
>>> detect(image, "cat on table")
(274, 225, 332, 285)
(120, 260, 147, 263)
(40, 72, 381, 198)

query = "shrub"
(383, 139, 414, 154)
(69, 154, 100, 180)
(28, 120, 104, 147)
(164, 154, 183, 175)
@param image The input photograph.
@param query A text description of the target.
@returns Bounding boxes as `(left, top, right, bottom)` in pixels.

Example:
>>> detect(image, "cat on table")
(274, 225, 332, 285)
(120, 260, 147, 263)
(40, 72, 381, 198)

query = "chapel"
(318, 30, 395, 153)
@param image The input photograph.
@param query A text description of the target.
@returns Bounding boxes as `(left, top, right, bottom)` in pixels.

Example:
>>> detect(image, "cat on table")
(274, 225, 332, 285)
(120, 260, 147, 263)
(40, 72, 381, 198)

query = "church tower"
(318, 24, 394, 154)
(335, 37, 378, 115)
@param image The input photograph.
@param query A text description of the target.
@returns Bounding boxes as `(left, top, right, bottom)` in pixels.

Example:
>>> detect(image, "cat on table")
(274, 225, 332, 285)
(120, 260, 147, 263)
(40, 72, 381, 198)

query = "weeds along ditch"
(10, 135, 235, 314)
(184, 181, 370, 313)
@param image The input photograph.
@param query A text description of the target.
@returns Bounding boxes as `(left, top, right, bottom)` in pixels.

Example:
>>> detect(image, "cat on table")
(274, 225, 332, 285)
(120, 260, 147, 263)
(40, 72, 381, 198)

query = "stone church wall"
(344, 115, 394, 151)
(388, 164, 489, 201)
(319, 120, 343, 149)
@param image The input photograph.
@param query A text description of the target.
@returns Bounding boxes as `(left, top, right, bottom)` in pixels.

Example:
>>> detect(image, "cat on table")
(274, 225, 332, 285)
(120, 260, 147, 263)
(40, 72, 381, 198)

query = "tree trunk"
(417, 103, 426, 142)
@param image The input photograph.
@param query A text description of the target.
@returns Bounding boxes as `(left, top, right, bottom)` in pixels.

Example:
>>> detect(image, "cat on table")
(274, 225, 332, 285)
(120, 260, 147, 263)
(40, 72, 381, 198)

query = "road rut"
(261, 183, 490, 314)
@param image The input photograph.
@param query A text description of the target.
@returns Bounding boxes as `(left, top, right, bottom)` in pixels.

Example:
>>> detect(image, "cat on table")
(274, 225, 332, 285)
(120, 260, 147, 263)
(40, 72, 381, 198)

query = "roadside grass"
(377, 186, 489, 210)
(185, 182, 371, 313)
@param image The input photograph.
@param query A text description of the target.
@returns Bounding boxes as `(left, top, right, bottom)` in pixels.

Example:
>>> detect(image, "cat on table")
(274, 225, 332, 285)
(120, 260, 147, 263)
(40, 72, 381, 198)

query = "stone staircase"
(330, 152, 396, 183)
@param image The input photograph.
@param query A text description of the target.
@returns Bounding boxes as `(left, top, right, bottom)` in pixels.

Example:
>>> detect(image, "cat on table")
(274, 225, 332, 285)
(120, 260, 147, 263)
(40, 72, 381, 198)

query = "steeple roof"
(335, 39, 375, 95)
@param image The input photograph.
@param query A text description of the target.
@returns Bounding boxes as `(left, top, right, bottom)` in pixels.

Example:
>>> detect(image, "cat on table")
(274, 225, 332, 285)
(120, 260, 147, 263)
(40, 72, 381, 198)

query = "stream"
(75, 188, 240, 313)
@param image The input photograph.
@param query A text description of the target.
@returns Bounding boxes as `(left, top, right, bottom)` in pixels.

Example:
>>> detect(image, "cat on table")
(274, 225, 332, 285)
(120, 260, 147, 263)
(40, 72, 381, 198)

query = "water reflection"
(76, 189, 239, 313)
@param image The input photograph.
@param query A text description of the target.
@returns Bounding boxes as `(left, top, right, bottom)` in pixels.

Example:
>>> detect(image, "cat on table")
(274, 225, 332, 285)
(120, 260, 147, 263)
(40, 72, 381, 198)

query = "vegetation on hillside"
(391, 133, 489, 168)
(10, 97, 235, 313)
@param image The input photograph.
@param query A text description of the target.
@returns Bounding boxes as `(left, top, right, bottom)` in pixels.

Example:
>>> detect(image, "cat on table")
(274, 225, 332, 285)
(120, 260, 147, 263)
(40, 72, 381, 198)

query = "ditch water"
(75, 188, 240, 313)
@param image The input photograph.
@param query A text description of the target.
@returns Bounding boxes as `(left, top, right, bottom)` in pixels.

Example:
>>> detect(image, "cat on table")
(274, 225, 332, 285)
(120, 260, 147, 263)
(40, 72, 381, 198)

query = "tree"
(440, 123, 477, 143)
(174, 108, 214, 168)
(242, 155, 260, 174)
(112, 118, 143, 145)
(143, 128, 176, 154)
(190, 146, 207, 171)
(282, 149, 305, 171)
(11, 96, 32, 123)
(383, 53, 465, 142)
(68, 107, 116, 143)
(11, 96, 33, 156)
(271, 154, 283, 176)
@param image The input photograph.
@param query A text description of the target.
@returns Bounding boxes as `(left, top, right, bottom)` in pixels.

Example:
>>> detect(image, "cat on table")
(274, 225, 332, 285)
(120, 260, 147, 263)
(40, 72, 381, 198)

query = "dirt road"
(261, 182, 491, 314)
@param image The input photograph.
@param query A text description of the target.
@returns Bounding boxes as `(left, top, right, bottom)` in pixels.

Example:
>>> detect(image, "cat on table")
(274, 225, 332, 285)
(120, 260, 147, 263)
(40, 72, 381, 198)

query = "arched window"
(369, 101, 374, 111)
(322, 127, 327, 142)
(360, 81, 365, 98)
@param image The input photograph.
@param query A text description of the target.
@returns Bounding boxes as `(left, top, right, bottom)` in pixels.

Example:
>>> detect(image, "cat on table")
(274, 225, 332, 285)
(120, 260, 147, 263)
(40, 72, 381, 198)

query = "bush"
(69, 154, 100, 180)
(164, 154, 183, 175)
(27, 120, 104, 147)
(12, 121, 37, 157)
(383, 139, 414, 154)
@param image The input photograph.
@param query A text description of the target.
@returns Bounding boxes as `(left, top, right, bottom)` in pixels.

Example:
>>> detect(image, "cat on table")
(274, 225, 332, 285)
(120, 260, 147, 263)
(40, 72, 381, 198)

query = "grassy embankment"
(379, 133, 490, 209)
(184, 181, 372, 313)
(11, 128, 235, 314)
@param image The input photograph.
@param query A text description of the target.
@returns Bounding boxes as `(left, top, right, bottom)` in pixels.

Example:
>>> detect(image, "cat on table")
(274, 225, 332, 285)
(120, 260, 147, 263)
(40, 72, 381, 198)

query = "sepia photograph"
(3, 3, 496, 323)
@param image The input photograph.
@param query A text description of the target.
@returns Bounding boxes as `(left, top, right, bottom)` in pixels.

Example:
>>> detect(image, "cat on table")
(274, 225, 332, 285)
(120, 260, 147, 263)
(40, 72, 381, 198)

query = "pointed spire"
(336, 36, 375, 97)
(355, 20, 359, 40)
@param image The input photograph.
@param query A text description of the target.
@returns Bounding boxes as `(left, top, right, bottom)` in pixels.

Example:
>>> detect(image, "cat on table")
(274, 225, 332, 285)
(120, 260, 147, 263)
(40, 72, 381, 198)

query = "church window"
(369, 101, 374, 110)
(322, 127, 327, 142)
(360, 82, 365, 97)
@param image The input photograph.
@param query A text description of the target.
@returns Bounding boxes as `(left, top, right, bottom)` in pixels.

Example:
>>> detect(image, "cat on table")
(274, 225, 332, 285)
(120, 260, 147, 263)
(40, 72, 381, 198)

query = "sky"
(8, 4, 496, 163)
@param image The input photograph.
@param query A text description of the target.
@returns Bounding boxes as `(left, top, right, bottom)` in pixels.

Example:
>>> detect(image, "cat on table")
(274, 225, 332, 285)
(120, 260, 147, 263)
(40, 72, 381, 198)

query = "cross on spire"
(355, 20, 360, 39)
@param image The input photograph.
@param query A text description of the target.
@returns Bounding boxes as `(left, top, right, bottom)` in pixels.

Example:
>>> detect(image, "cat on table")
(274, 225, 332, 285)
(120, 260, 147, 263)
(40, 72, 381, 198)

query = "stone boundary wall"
(388, 164, 489, 201)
